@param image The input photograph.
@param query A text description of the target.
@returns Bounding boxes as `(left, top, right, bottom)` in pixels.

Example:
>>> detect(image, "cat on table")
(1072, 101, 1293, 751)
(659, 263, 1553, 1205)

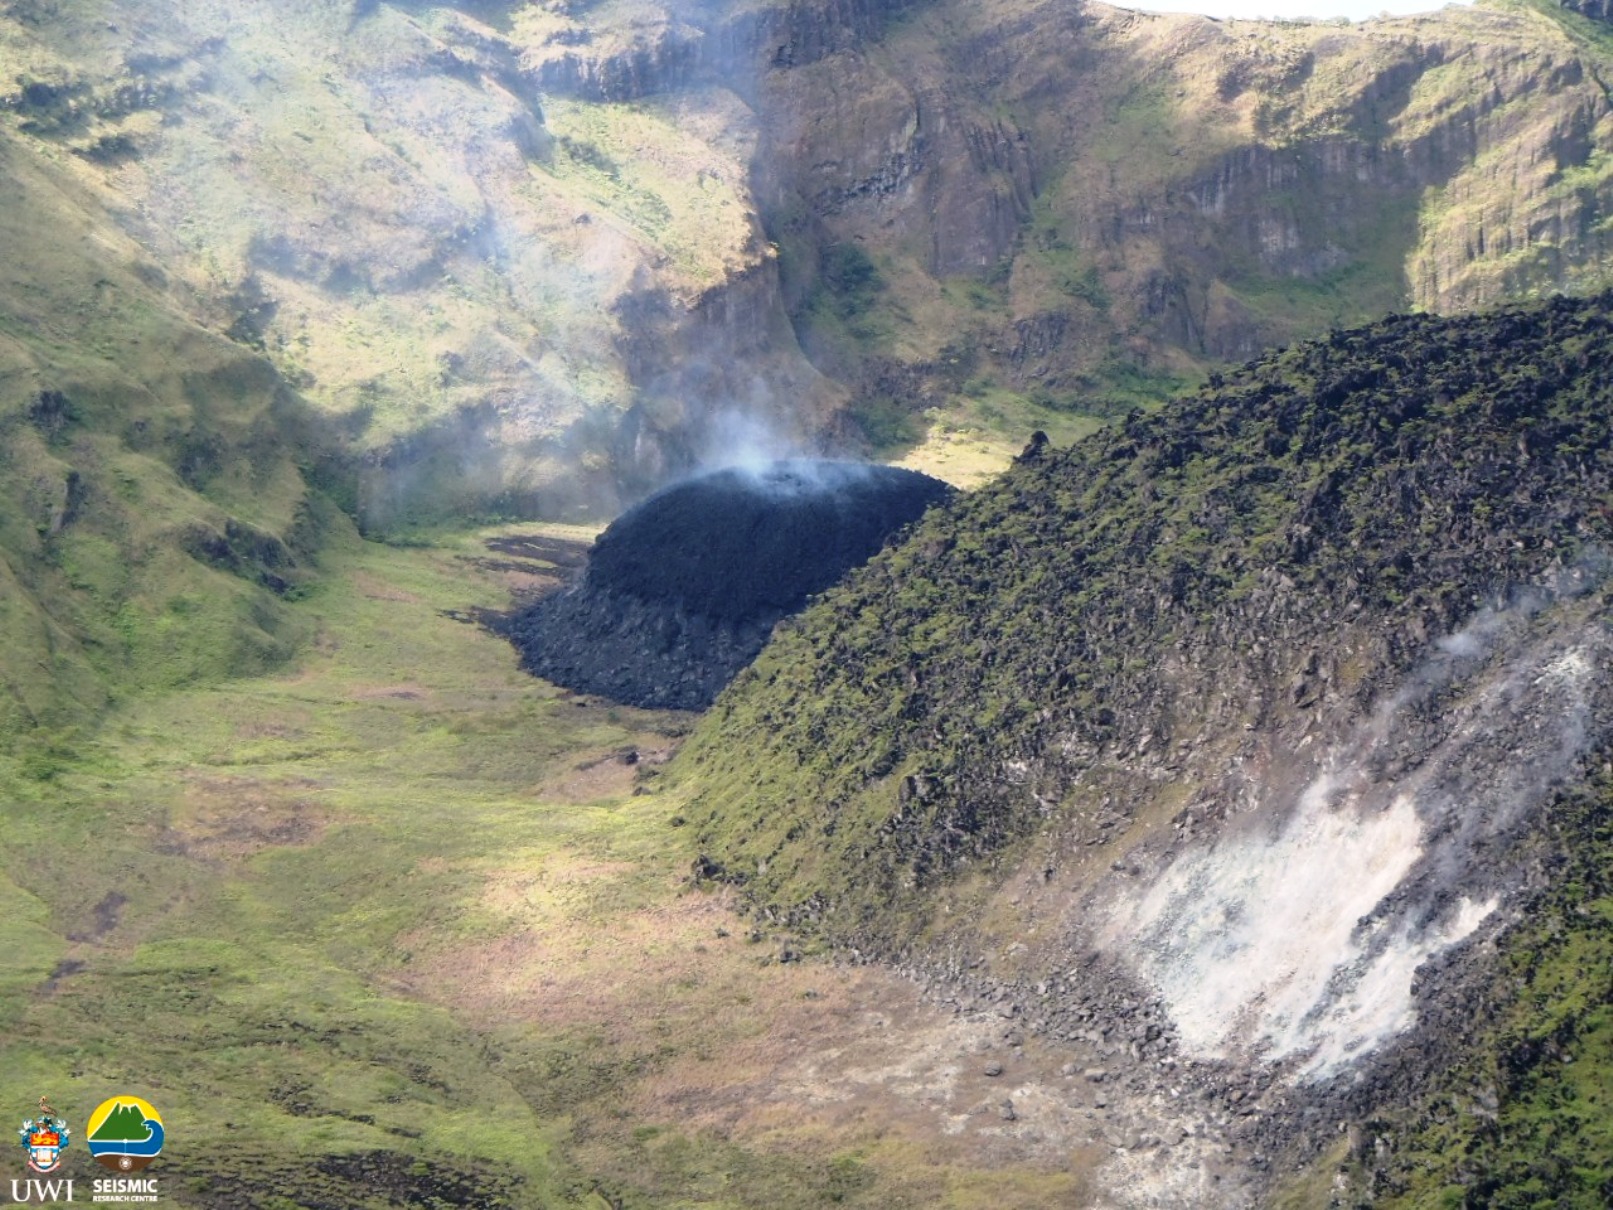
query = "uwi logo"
(14, 1097, 72, 1203)
(84, 1098, 164, 1173)
(17, 1099, 69, 1175)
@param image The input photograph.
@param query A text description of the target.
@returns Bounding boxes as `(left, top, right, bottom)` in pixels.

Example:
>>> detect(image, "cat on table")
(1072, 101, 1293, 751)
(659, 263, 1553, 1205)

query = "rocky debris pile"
(507, 460, 952, 709)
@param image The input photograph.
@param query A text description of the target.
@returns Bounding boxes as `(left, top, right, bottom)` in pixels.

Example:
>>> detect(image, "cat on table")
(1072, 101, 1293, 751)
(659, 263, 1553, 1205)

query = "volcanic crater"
(508, 460, 953, 709)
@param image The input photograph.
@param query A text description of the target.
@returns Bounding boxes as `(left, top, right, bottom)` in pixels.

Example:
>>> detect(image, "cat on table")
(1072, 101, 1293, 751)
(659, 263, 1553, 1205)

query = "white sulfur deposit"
(1302, 893, 1497, 1075)
(1106, 777, 1501, 1076)
(1110, 782, 1445, 1073)
(1101, 599, 1606, 1081)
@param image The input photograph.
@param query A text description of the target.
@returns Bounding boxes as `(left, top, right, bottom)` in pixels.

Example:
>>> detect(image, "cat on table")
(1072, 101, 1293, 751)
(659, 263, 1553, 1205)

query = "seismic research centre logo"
(84, 1098, 163, 1205)
(84, 1100, 163, 1174)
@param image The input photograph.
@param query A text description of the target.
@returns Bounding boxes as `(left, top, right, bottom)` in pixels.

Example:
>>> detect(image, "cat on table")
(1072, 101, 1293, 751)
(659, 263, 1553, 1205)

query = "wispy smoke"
(696, 407, 804, 471)
(671, 406, 913, 500)
(1372, 552, 1608, 732)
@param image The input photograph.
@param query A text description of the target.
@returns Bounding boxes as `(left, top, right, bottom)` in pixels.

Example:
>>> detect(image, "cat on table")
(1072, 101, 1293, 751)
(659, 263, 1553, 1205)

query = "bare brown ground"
(349, 682, 433, 702)
(535, 744, 675, 803)
(459, 533, 591, 607)
(232, 717, 309, 740)
(165, 771, 331, 862)
(401, 861, 1125, 1204)
(485, 567, 566, 605)
(351, 571, 423, 602)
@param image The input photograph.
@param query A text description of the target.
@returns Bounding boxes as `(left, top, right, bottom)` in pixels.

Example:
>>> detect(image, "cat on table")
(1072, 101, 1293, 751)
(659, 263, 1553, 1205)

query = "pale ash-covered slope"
(0, 0, 839, 525)
(678, 294, 1613, 1204)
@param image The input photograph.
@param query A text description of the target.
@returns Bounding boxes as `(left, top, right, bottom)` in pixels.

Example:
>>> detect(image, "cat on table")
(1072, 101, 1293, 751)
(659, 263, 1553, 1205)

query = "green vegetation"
(9, 1, 1613, 1200)
(540, 95, 757, 283)
(0, 522, 1101, 1207)
(796, 242, 899, 371)
(1072, 359, 1196, 420)
(0, 532, 718, 1203)
(846, 394, 921, 448)
(1087, 81, 1190, 173)
(0, 127, 343, 736)
(679, 292, 1613, 945)
(819, 244, 887, 317)
(1314, 769, 1613, 1208)
(0, 536, 586, 1204)
(1517, 0, 1613, 59)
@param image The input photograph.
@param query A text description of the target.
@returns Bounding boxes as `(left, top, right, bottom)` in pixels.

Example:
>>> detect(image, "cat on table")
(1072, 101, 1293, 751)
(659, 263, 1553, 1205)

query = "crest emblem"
(18, 1096, 70, 1174)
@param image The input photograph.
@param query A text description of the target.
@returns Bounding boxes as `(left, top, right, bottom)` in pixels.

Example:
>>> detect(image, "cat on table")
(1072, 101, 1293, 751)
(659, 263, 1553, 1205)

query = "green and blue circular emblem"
(86, 1096, 164, 1172)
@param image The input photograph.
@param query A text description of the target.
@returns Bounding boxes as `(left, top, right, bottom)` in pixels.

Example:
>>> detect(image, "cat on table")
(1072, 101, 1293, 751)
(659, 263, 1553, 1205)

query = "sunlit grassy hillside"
(1, 527, 1103, 1208)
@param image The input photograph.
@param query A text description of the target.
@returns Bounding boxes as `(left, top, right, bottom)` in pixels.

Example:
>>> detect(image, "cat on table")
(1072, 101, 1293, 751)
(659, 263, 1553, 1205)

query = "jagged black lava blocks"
(508, 461, 952, 709)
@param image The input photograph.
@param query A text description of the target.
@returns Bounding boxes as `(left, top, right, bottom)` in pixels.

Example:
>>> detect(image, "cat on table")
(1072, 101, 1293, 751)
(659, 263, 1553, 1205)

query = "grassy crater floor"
(0, 527, 1093, 1209)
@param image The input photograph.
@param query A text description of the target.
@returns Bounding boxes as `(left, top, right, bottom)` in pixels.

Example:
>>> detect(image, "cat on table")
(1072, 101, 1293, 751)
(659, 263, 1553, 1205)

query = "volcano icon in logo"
(86, 1097, 164, 1172)
(18, 1097, 70, 1174)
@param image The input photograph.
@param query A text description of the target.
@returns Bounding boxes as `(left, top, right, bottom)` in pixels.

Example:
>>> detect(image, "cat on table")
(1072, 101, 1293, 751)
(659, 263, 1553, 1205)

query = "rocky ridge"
(678, 291, 1613, 1204)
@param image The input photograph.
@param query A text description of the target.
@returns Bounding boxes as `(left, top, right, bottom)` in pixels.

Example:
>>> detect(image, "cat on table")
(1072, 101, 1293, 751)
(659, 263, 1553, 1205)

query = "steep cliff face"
(1561, 0, 1613, 24)
(0, 0, 841, 527)
(500, 0, 1613, 458)
(7, 0, 1613, 526)
(747, 0, 1613, 425)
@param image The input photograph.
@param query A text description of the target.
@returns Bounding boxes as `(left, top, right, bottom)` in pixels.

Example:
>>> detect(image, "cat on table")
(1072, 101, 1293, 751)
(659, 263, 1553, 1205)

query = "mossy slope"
(0, 127, 341, 736)
(680, 290, 1613, 939)
(680, 288, 1613, 1202)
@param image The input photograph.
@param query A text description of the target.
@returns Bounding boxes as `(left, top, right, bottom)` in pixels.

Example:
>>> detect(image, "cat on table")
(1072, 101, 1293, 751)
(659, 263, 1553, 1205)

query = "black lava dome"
(508, 461, 953, 709)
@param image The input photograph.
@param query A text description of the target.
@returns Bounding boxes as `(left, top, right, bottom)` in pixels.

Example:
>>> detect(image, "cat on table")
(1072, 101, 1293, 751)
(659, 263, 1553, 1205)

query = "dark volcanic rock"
(508, 460, 952, 709)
